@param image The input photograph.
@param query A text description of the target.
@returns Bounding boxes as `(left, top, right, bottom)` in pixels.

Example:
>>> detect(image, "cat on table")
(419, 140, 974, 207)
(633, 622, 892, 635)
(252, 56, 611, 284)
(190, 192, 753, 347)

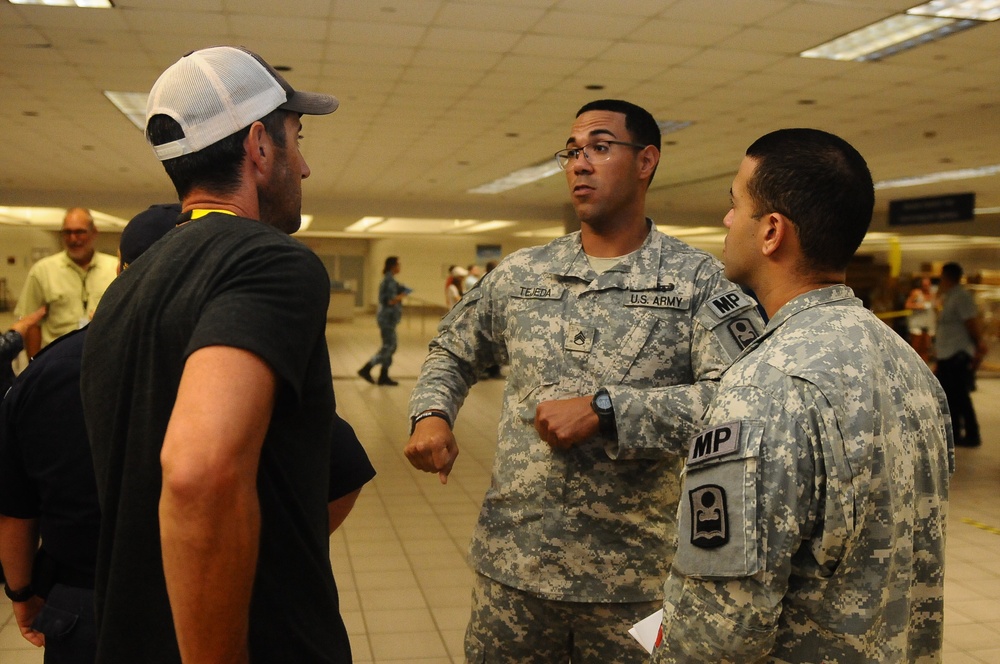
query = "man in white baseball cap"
(81, 46, 355, 663)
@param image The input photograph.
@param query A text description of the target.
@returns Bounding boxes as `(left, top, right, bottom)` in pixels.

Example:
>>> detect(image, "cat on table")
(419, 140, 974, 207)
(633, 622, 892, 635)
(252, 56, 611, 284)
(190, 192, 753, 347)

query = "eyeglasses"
(554, 140, 647, 170)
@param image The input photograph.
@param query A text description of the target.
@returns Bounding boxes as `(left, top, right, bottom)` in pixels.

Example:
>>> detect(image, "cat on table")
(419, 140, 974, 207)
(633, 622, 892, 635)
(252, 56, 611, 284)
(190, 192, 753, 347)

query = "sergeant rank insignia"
(689, 484, 729, 548)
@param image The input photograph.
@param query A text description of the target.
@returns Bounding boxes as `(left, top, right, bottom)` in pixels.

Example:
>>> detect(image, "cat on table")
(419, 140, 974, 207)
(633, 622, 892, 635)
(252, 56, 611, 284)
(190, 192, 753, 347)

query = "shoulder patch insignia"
(689, 484, 729, 548)
(727, 317, 759, 350)
(707, 290, 754, 318)
(687, 421, 741, 465)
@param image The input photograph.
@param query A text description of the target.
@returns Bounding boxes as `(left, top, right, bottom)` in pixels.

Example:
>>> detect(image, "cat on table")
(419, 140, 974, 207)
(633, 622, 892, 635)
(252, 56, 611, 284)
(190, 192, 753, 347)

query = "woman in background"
(358, 256, 410, 386)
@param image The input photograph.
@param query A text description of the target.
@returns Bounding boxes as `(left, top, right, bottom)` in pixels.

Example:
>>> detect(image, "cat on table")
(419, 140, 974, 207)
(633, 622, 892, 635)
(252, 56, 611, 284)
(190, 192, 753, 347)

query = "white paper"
(628, 608, 664, 655)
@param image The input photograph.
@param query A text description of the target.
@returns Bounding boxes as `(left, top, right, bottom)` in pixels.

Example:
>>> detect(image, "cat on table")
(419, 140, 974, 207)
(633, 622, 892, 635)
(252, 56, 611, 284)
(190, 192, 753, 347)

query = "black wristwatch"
(4, 583, 34, 603)
(591, 387, 617, 438)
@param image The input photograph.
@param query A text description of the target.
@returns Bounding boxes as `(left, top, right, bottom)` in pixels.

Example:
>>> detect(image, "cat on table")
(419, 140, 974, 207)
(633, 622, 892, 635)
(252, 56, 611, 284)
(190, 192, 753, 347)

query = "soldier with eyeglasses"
(13, 208, 117, 358)
(405, 99, 764, 663)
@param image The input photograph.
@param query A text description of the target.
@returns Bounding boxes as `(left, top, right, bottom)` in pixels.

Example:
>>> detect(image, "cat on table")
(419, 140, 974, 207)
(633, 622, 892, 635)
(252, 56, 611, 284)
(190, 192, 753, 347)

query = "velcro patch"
(689, 484, 729, 548)
(687, 421, 740, 466)
(624, 291, 689, 309)
(564, 324, 594, 353)
(727, 317, 759, 350)
(707, 290, 755, 319)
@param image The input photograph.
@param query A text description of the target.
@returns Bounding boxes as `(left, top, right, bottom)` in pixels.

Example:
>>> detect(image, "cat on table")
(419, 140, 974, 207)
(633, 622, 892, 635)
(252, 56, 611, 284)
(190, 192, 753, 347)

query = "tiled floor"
(1, 310, 998, 663)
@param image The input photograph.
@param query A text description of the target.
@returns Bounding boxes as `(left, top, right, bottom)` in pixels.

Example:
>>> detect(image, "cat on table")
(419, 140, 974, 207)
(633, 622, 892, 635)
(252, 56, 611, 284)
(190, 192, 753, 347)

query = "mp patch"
(689, 484, 729, 548)
(707, 289, 755, 319)
(688, 422, 740, 466)
(727, 317, 759, 350)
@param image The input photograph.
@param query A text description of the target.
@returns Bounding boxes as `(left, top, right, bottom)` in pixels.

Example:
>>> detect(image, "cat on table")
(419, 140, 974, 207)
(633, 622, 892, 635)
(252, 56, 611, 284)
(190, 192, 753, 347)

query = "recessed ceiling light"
(657, 120, 693, 134)
(9, 0, 114, 7)
(874, 163, 1000, 189)
(908, 0, 1000, 21)
(800, 13, 979, 62)
(104, 91, 147, 130)
(467, 160, 562, 195)
(343, 216, 515, 234)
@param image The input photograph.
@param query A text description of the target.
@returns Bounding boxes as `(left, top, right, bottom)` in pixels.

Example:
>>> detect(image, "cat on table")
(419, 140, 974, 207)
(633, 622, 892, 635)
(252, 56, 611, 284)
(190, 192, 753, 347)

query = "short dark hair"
(146, 109, 289, 199)
(941, 262, 963, 283)
(744, 128, 874, 273)
(576, 99, 661, 185)
(383, 256, 399, 274)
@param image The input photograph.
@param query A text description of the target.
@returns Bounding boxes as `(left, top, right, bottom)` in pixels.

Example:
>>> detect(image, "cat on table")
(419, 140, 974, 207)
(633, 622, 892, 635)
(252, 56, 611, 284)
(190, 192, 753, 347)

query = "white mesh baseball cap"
(146, 46, 338, 161)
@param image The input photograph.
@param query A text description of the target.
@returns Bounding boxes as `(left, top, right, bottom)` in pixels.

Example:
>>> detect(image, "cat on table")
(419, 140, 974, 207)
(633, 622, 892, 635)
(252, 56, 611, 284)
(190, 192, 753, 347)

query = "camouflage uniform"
(409, 223, 763, 660)
(653, 285, 954, 663)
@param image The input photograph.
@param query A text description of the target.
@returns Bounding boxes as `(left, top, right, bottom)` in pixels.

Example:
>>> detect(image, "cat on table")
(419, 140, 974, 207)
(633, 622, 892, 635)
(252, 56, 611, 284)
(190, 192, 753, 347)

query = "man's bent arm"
(160, 346, 275, 664)
(0, 515, 45, 647)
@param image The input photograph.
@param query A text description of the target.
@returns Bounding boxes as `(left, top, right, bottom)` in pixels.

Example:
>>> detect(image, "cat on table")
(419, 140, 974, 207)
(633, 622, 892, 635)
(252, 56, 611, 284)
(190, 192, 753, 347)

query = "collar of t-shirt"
(586, 250, 636, 275)
(178, 209, 237, 224)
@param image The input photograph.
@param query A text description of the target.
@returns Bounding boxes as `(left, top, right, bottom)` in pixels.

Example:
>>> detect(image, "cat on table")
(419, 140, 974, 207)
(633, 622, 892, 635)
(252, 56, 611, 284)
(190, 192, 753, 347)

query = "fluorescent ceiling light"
(974, 206, 1000, 214)
(104, 91, 147, 130)
(657, 225, 724, 237)
(298, 215, 312, 231)
(344, 216, 517, 235)
(465, 221, 516, 233)
(874, 163, 1000, 190)
(657, 120, 694, 134)
(513, 226, 566, 239)
(9, 0, 113, 6)
(908, 0, 1000, 21)
(800, 13, 978, 61)
(468, 160, 562, 195)
(344, 216, 385, 232)
(0, 206, 128, 228)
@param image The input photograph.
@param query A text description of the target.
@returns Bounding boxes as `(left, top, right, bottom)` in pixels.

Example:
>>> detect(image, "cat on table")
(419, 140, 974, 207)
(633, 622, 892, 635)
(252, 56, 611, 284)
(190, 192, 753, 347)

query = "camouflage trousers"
(464, 572, 659, 663)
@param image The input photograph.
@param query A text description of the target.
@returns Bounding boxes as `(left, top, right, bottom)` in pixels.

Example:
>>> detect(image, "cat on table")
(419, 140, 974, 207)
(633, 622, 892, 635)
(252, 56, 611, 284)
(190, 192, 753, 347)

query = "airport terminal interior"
(2, 0, 1000, 662)
(1, 311, 999, 663)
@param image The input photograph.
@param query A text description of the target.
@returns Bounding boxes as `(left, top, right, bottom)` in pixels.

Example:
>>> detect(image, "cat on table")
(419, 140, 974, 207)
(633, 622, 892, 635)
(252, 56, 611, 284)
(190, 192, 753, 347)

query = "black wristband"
(4, 583, 34, 603)
(410, 410, 451, 435)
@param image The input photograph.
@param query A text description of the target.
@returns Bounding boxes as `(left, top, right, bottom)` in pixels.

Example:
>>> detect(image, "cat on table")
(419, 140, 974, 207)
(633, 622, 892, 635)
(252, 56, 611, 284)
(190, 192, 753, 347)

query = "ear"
(760, 212, 793, 258)
(637, 145, 659, 182)
(245, 121, 270, 179)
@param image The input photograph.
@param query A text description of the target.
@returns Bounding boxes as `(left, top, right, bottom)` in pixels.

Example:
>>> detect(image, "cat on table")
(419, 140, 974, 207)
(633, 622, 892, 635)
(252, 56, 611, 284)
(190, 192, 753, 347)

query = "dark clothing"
(81, 214, 351, 663)
(935, 285, 981, 446)
(936, 352, 980, 445)
(0, 328, 100, 664)
(32, 584, 97, 664)
(329, 413, 376, 501)
(0, 329, 100, 589)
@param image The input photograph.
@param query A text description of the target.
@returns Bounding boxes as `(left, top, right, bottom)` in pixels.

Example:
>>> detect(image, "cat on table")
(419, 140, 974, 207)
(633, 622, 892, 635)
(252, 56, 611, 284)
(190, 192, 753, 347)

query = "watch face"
(595, 393, 612, 410)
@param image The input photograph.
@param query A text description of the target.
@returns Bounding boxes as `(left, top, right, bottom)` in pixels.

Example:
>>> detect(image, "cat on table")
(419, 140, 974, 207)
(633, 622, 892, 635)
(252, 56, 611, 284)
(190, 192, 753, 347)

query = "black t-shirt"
(0, 328, 100, 590)
(82, 214, 351, 663)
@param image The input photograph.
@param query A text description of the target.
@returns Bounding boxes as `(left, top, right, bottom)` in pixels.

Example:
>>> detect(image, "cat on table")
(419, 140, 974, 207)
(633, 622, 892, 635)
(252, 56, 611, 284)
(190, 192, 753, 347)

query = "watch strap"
(591, 388, 617, 437)
(410, 410, 451, 435)
(4, 583, 34, 603)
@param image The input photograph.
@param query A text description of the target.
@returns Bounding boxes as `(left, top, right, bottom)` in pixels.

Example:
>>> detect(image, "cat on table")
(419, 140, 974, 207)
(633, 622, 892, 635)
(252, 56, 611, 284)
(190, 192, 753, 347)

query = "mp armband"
(410, 410, 451, 435)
